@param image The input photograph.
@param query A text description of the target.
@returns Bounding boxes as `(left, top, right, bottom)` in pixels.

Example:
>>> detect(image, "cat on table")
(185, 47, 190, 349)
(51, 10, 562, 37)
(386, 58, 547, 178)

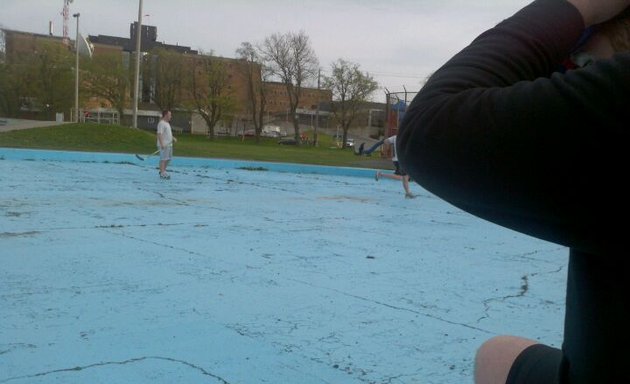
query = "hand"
(567, 0, 630, 26)
(173, 137, 178, 143)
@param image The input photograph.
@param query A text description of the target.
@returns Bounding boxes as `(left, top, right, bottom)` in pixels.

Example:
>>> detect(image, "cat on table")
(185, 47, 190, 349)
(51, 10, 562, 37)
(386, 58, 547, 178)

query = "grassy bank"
(0, 123, 390, 168)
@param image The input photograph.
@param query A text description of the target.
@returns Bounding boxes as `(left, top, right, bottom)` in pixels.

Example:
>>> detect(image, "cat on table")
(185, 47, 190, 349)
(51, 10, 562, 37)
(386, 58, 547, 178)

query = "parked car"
(333, 134, 354, 147)
(263, 130, 281, 138)
(278, 138, 298, 145)
(216, 127, 230, 136)
(262, 125, 286, 138)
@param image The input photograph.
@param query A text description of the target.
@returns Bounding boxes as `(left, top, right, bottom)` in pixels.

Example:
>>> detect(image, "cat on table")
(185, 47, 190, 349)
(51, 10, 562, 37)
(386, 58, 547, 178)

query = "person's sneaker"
(405, 192, 416, 199)
(160, 172, 170, 180)
(375, 172, 380, 181)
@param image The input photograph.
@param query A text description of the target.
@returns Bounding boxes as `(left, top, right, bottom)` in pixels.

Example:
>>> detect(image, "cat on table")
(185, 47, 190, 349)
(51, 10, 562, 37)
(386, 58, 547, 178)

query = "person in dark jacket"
(398, 0, 630, 383)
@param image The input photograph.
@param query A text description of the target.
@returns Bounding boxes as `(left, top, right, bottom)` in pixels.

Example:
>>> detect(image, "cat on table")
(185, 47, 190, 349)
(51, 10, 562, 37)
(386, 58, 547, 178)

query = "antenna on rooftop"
(62, 0, 73, 46)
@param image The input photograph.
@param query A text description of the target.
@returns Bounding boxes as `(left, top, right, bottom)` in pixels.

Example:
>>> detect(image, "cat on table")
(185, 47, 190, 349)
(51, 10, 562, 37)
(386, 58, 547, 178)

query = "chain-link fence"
(385, 90, 417, 137)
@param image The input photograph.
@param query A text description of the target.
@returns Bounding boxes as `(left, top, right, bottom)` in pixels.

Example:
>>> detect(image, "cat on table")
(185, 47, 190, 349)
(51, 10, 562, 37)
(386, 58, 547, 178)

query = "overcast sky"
(1, 0, 531, 100)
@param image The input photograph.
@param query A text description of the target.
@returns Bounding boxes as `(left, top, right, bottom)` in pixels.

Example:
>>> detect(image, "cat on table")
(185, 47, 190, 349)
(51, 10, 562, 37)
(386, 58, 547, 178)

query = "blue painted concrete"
(0, 148, 378, 179)
(0, 148, 568, 383)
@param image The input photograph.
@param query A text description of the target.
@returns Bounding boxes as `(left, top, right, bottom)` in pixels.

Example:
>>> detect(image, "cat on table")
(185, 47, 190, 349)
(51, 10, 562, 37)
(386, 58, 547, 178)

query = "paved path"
(0, 149, 568, 384)
(0, 118, 67, 133)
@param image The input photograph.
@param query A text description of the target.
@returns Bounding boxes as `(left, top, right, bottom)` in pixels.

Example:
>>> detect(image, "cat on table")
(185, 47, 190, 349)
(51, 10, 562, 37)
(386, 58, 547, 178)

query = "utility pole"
(132, 0, 143, 128)
(314, 68, 320, 147)
(73, 13, 80, 123)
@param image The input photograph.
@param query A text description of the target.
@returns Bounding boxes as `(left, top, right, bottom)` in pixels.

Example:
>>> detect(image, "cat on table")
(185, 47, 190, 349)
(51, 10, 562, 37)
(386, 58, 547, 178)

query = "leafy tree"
(0, 40, 73, 119)
(324, 59, 379, 148)
(235, 41, 268, 142)
(33, 41, 75, 119)
(148, 47, 185, 111)
(83, 51, 131, 120)
(0, 61, 20, 117)
(187, 55, 236, 140)
(259, 31, 318, 144)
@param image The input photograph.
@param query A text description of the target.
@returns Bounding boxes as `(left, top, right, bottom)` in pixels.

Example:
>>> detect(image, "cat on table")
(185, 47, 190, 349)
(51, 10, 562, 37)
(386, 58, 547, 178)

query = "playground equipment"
(385, 90, 417, 138)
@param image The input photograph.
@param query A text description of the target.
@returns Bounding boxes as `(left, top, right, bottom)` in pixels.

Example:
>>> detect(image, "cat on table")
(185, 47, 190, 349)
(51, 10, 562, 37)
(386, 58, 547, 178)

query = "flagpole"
(73, 13, 80, 123)
(132, 0, 143, 128)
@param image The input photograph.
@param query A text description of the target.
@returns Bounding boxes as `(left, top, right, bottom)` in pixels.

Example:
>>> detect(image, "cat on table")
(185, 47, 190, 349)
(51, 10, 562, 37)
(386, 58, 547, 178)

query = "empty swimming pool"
(0, 148, 567, 384)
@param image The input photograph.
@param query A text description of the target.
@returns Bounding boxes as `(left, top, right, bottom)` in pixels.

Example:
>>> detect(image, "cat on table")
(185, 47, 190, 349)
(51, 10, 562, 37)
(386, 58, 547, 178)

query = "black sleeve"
(398, 0, 630, 254)
(561, 250, 630, 383)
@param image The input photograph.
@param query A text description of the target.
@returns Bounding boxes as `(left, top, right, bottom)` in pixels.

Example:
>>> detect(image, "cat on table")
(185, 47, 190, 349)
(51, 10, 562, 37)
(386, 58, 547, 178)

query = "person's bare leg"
(474, 336, 538, 384)
(379, 173, 403, 181)
(402, 175, 414, 197)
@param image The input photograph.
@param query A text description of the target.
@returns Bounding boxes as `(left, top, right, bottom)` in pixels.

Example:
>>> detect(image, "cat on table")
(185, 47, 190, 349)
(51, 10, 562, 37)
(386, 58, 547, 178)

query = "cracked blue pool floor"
(0, 149, 568, 384)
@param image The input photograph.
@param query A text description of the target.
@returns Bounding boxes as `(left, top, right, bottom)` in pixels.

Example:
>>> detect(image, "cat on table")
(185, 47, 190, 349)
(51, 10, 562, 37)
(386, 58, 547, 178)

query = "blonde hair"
(598, 8, 630, 53)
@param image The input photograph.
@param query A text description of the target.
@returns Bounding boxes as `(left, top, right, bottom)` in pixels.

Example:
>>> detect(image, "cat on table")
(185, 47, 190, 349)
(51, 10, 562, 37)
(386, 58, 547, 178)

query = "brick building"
(1, 24, 333, 134)
(2, 28, 66, 58)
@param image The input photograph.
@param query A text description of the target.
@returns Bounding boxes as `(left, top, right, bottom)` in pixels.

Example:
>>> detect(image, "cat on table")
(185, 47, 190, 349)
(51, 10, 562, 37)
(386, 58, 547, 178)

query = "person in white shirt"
(156, 110, 177, 179)
(375, 135, 415, 199)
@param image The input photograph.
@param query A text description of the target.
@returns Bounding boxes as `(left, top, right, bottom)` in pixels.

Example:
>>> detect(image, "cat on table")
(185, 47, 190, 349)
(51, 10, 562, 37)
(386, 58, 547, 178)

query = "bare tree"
(260, 31, 318, 144)
(235, 41, 267, 143)
(187, 55, 236, 140)
(324, 59, 379, 148)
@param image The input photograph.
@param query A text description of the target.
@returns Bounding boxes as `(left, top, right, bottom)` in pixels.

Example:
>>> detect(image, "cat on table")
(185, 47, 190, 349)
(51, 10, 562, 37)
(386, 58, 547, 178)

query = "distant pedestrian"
(375, 135, 415, 199)
(156, 110, 177, 179)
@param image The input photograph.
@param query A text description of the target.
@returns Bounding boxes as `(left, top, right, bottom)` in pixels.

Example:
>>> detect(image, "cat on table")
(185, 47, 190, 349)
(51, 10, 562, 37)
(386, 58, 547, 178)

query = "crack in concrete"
(0, 356, 231, 384)
(5, 211, 27, 217)
(188, 172, 294, 193)
(511, 246, 567, 263)
(3, 221, 215, 236)
(102, 229, 214, 259)
(0, 343, 37, 355)
(153, 191, 190, 205)
(0, 231, 40, 238)
(477, 275, 529, 323)
(288, 278, 492, 335)
(99, 229, 240, 272)
(94, 222, 209, 229)
(475, 256, 565, 324)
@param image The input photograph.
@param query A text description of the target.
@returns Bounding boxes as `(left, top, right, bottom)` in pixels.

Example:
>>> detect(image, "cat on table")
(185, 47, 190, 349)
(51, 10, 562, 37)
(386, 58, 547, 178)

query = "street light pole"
(132, 0, 143, 128)
(73, 13, 80, 123)
(314, 68, 320, 147)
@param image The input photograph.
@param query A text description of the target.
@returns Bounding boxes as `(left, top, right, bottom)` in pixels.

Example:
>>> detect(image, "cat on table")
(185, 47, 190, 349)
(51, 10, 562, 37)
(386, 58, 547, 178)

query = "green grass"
(0, 123, 389, 168)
